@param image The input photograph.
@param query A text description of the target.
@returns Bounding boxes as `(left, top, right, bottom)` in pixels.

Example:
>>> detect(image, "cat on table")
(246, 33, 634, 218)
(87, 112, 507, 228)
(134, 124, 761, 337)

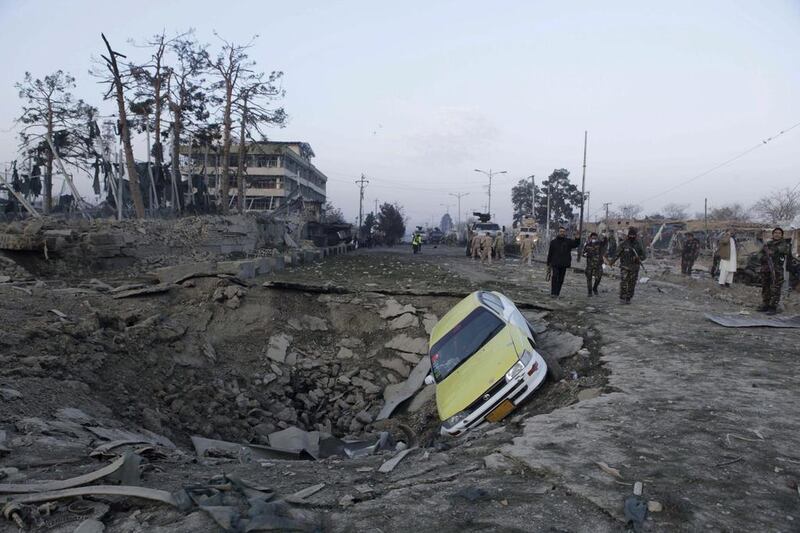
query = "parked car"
(424, 290, 559, 436)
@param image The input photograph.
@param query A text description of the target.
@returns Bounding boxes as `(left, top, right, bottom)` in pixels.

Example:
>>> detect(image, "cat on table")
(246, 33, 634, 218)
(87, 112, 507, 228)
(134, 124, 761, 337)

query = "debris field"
(0, 216, 798, 532)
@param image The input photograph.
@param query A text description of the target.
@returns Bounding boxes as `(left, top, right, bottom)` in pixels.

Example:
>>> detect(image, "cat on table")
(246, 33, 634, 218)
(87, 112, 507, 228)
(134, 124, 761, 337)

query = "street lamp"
(473, 168, 507, 218)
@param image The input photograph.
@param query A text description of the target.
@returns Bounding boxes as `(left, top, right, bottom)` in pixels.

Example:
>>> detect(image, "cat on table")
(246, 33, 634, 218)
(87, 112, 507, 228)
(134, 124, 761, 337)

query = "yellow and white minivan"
(424, 290, 552, 436)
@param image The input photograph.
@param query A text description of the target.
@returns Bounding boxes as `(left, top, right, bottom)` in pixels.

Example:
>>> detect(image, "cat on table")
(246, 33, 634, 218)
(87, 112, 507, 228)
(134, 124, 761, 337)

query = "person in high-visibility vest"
(412, 233, 422, 254)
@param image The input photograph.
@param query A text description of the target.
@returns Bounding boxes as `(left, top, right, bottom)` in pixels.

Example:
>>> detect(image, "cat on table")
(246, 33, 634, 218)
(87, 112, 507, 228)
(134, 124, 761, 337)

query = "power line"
(636, 120, 800, 206)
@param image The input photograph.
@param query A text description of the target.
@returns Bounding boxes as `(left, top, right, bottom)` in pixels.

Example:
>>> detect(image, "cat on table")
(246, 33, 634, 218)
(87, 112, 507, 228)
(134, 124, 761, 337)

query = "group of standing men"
(545, 226, 646, 304)
(470, 231, 506, 263)
(680, 227, 796, 314)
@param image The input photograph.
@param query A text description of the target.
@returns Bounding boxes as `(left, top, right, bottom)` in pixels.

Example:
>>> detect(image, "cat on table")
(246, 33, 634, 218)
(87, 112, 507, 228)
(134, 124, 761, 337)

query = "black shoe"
(625, 298, 631, 304)
(756, 305, 770, 312)
(725, 283, 731, 287)
(588, 290, 593, 297)
(766, 307, 779, 315)
(593, 288, 599, 296)
(619, 298, 626, 304)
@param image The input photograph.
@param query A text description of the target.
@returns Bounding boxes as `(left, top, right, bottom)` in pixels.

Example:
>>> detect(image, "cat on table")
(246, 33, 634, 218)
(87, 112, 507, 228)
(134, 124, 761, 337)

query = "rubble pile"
(0, 271, 440, 453)
(0, 215, 286, 279)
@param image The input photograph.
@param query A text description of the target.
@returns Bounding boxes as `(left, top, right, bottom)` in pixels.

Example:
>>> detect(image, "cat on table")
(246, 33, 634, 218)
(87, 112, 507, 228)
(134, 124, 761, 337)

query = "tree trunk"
(171, 111, 182, 210)
(220, 81, 233, 214)
(236, 95, 247, 214)
(102, 34, 146, 219)
(153, 66, 164, 205)
(44, 108, 53, 214)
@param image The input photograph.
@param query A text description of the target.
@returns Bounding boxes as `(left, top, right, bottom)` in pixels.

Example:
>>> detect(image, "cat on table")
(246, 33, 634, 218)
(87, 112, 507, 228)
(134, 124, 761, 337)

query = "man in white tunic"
(717, 230, 737, 287)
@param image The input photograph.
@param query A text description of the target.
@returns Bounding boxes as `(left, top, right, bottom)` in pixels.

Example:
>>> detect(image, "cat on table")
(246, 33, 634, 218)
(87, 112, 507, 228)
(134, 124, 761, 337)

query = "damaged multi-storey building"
(181, 140, 328, 216)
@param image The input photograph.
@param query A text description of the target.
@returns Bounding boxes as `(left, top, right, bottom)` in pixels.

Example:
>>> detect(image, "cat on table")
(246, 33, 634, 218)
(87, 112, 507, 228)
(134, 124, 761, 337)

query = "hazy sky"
(1, 0, 798, 228)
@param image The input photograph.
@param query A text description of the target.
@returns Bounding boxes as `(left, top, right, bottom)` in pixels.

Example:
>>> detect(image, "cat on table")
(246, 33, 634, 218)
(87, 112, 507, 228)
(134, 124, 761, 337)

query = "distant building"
(181, 141, 327, 215)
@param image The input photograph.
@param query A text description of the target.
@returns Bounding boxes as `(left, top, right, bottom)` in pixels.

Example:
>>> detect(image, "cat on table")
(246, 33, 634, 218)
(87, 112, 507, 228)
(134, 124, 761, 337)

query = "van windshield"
(476, 223, 500, 231)
(429, 307, 505, 382)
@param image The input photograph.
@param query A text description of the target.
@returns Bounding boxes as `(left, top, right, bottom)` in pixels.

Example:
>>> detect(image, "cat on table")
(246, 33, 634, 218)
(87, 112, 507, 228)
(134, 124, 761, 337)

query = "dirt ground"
(1, 241, 798, 532)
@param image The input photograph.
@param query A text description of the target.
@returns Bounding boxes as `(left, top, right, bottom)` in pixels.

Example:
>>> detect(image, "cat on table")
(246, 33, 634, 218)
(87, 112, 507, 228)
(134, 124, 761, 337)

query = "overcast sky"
(0, 0, 798, 228)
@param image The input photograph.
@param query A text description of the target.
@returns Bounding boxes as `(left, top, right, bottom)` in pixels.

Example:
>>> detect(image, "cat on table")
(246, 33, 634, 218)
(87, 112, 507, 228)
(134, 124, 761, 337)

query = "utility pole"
(603, 202, 612, 224)
(449, 192, 469, 239)
(474, 168, 506, 218)
(374, 198, 378, 215)
(546, 180, 551, 243)
(577, 130, 588, 263)
(530, 175, 536, 219)
(355, 174, 369, 243)
(704, 198, 708, 248)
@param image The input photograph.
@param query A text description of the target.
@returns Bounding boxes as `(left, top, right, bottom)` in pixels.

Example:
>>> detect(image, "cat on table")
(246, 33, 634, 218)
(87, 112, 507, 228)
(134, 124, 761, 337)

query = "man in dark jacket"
(546, 227, 581, 297)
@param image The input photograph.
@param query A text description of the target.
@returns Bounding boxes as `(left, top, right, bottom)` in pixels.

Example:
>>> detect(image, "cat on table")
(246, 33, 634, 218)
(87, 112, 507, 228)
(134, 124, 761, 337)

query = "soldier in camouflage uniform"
(681, 232, 701, 275)
(757, 227, 795, 315)
(582, 232, 606, 296)
(609, 227, 646, 304)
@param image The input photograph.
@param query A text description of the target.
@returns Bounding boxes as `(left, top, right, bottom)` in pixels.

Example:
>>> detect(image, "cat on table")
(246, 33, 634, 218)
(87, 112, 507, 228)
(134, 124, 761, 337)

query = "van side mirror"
(424, 374, 435, 386)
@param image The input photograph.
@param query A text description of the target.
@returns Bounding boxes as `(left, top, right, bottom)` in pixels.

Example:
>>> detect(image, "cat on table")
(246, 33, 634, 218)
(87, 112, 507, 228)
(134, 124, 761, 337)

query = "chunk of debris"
(536, 329, 584, 360)
(389, 313, 418, 330)
(384, 334, 428, 355)
(377, 356, 432, 420)
(0, 388, 23, 401)
(378, 447, 415, 473)
(379, 299, 416, 319)
(596, 461, 622, 479)
(266, 333, 293, 363)
(286, 483, 325, 504)
(112, 284, 173, 299)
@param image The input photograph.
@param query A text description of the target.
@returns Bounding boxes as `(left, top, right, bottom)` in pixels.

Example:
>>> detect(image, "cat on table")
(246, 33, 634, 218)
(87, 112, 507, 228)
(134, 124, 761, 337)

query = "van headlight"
(505, 361, 525, 382)
(506, 350, 533, 382)
(442, 410, 469, 429)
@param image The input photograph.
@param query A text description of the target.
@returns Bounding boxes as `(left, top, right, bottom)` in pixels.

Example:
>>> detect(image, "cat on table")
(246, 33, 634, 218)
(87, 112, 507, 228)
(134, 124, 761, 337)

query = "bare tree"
(709, 203, 750, 222)
(98, 33, 146, 218)
(210, 35, 257, 213)
(166, 32, 210, 209)
(753, 188, 800, 223)
(618, 203, 642, 219)
(15, 71, 96, 213)
(128, 31, 176, 207)
(232, 71, 287, 212)
(662, 203, 689, 220)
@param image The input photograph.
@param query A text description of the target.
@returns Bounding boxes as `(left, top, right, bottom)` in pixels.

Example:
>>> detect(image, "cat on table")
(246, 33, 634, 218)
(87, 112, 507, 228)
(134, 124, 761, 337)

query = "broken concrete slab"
(384, 334, 428, 355)
(397, 351, 421, 365)
(266, 333, 293, 363)
(379, 299, 417, 319)
(536, 329, 583, 360)
(217, 260, 257, 280)
(422, 313, 439, 335)
(351, 376, 381, 395)
(336, 347, 354, 359)
(377, 356, 432, 420)
(389, 313, 419, 330)
(152, 261, 216, 284)
(112, 284, 174, 299)
(378, 447, 415, 473)
(407, 385, 435, 413)
(268, 426, 321, 459)
(704, 313, 800, 328)
(378, 358, 410, 378)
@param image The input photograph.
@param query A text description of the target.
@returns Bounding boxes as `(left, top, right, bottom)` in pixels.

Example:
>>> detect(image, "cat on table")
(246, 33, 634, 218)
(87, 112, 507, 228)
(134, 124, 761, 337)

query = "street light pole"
(474, 168, 507, 218)
(449, 192, 469, 240)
